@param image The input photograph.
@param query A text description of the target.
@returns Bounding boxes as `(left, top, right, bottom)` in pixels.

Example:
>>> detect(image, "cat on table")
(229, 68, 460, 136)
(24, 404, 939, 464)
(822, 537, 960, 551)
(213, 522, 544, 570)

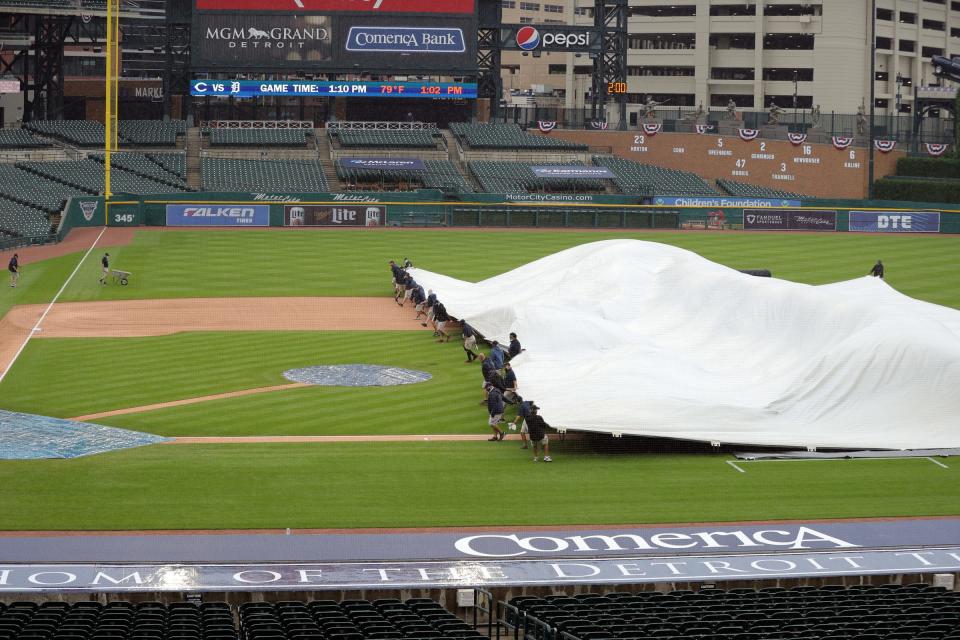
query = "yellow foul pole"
(104, 0, 120, 211)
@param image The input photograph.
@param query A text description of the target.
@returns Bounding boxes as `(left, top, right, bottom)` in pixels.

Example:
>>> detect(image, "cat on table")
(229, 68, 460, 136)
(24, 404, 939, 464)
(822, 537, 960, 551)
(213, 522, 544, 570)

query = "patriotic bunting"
(589, 120, 609, 130)
(695, 124, 715, 134)
(537, 121, 557, 133)
(737, 128, 760, 142)
(787, 132, 808, 146)
(925, 143, 950, 157)
(832, 136, 854, 150)
(874, 140, 896, 153)
(642, 123, 662, 136)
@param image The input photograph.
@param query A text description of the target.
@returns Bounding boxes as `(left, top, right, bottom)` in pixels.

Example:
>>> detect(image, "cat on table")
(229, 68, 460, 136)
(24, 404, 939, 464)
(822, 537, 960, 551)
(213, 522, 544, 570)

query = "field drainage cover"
(283, 365, 432, 387)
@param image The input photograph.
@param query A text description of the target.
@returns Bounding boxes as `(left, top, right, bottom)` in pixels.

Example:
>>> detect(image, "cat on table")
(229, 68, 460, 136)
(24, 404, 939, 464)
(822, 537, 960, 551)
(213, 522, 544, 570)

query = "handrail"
(327, 121, 438, 131)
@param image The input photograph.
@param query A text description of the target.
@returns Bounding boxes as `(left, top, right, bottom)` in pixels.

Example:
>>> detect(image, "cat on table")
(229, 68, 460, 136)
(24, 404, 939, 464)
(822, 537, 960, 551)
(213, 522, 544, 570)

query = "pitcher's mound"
(283, 365, 432, 387)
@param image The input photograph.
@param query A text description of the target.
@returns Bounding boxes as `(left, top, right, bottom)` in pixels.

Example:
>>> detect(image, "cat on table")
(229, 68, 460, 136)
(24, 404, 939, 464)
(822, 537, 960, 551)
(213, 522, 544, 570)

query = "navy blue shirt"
(488, 346, 505, 369)
(405, 279, 417, 290)
(518, 401, 533, 419)
(504, 368, 517, 388)
(412, 286, 426, 304)
(481, 358, 496, 380)
(509, 338, 522, 358)
(390, 264, 403, 279)
(426, 293, 437, 307)
(462, 323, 475, 338)
(487, 388, 505, 416)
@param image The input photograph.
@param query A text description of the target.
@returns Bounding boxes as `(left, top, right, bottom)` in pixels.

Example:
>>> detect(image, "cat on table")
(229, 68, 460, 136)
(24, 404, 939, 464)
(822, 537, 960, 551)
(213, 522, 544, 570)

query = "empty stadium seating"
(593, 156, 717, 196)
(0, 164, 83, 215)
(0, 129, 51, 149)
(25, 120, 105, 147)
(451, 123, 587, 151)
(202, 158, 329, 192)
(89, 153, 191, 190)
(0, 197, 51, 237)
(470, 161, 606, 194)
(0, 600, 237, 640)
(239, 598, 483, 640)
(506, 584, 960, 640)
(337, 159, 473, 193)
(149, 153, 188, 181)
(333, 130, 440, 149)
(0, 599, 480, 640)
(18, 159, 186, 195)
(208, 129, 310, 148)
(119, 120, 186, 147)
(716, 179, 807, 200)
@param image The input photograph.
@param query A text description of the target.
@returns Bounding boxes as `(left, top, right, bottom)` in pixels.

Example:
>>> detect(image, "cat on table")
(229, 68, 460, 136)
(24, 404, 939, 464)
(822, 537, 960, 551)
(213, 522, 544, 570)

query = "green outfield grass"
(0, 332, 486, 436)
(1, 228, 959, 530)
(0, 443, 955, 530)
(49, 229, 960, 310)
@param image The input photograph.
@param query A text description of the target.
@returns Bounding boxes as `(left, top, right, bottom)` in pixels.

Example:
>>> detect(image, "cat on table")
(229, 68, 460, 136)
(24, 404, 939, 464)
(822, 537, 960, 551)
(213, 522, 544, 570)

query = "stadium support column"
(592, 0, 627, 130)
(867, 0, 876, 199)
(164, 0, 193, 122)
(31, 15, 72, 121)
(477, 0, 503, 121)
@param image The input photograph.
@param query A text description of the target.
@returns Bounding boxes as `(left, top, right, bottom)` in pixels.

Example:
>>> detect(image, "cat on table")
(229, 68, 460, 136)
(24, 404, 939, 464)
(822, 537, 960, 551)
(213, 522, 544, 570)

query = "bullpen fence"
(58, 192, 960, 237)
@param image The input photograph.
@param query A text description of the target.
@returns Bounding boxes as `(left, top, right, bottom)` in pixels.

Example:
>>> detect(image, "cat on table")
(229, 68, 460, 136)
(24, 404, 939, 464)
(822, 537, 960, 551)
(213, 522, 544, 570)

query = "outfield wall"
(528, 129, 903, 200)
(59, 192, 960, 237)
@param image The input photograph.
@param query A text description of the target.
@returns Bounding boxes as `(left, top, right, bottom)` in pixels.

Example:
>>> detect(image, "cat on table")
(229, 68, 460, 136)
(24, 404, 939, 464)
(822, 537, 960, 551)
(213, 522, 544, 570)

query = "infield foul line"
(726, 460, 746, 473)
(926, 457, 950, 469)
(0, 226, 106, 385)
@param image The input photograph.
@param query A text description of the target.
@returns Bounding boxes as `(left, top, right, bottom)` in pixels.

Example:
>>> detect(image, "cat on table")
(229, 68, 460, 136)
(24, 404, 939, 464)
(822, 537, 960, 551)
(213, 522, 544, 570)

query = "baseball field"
(0, 228, 957, 531)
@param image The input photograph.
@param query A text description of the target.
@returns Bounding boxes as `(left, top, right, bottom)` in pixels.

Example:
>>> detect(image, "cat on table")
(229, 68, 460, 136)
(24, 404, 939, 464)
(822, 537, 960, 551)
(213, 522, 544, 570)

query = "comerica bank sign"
(3, 520, 959, 592)
(454, 527, 858, 557)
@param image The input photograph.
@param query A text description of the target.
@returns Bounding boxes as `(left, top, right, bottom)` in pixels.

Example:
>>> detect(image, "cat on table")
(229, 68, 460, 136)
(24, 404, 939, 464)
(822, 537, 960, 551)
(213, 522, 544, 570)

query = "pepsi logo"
(516, 26, 540, 50)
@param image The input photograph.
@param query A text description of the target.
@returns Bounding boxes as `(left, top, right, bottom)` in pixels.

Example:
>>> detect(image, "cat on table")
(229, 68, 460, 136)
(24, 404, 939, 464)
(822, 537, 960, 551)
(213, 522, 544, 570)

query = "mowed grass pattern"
(0, 443, 955, 530)
(1, 229, 959, 529)
(55, 229, 960, 309)
(1, 332, 486, 436)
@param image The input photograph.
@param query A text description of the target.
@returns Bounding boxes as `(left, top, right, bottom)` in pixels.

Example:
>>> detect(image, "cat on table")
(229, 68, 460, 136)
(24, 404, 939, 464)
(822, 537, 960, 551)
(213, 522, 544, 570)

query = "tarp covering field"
(412, 240, 960, 449)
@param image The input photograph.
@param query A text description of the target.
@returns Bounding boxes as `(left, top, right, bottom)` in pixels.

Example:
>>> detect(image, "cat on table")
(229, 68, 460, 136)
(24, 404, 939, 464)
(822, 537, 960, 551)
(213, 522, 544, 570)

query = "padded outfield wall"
(59, 191, 960, 236)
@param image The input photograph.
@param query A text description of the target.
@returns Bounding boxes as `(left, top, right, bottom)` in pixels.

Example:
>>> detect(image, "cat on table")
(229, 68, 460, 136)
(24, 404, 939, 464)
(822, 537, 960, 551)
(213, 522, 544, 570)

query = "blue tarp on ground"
(0, 410, 168, 459)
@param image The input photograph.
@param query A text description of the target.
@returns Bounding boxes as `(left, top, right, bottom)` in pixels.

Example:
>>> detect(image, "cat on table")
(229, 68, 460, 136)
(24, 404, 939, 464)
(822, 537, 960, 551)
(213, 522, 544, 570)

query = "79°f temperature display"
(191, 80, 477, 99)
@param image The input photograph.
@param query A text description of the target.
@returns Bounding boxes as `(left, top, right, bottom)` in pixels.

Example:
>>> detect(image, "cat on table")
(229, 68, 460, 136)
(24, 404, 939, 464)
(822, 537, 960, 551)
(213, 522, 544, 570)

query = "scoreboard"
(191, 79, 477, 98)
(192, 0, 478, 73)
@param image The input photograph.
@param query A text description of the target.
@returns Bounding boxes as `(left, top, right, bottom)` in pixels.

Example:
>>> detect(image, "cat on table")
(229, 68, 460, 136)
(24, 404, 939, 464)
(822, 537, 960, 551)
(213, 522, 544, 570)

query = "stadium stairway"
(186, 127, 202, 189)
(316, 132, 343, 190)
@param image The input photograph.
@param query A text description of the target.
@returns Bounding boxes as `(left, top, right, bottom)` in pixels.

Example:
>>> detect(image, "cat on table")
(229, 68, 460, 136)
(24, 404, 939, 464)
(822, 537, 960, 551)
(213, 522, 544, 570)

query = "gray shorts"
(488, 414, 503, 427)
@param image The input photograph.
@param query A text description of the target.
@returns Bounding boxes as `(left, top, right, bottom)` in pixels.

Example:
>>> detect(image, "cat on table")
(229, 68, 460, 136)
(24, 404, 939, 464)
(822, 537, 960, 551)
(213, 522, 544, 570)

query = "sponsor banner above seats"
(743, 209, 837, 231)
(849, 210, 941, 233)
(340, 158, 426, 170)
(285, 204, 385, 226)
(195, 0, 476, 14)
(166, 204, 270, 226)
(654, 197, 802, 208)
(531, 166, 615, 179)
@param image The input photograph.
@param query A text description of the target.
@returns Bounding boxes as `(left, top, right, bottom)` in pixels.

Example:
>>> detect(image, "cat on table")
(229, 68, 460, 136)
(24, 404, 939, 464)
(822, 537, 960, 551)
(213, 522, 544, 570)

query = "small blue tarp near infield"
(283, 364, 432, 387)
(0, 410, 169, 459)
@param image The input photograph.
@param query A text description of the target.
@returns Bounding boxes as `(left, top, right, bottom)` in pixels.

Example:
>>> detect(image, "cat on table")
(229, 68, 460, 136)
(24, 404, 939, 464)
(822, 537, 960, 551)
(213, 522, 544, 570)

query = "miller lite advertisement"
(284, 205, 385, 226)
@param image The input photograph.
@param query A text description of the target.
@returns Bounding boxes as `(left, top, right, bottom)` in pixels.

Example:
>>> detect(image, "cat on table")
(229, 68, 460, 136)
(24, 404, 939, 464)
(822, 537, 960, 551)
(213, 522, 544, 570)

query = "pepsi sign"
(503, 25, 597, 52)
(516, 26, 540, 51)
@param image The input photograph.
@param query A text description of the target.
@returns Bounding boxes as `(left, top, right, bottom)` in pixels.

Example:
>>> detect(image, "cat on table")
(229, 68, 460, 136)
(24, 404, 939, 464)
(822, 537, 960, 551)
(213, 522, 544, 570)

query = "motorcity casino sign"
(194, 0, 476, 14)
(4, 519, 960, 592)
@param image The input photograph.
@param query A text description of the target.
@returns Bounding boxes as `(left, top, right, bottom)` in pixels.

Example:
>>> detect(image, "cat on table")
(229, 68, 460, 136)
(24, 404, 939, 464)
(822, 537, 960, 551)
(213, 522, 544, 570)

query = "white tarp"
(411, 239, 960, 449)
